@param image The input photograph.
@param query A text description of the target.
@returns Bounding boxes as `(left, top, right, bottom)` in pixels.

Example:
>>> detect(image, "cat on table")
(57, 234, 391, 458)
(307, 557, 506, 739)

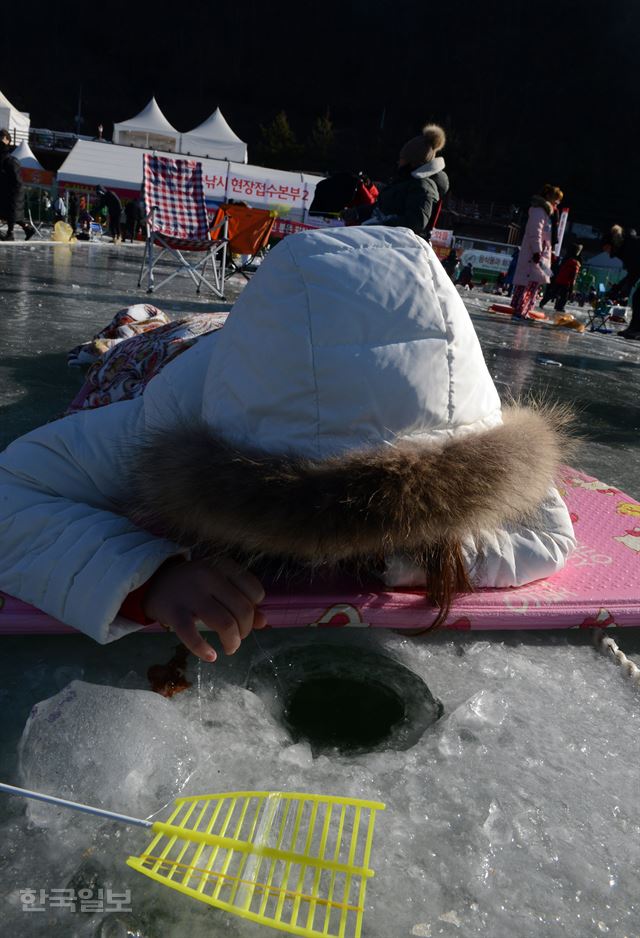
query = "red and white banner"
(555, 207, 570, 255)
(430, 228, 454, 249)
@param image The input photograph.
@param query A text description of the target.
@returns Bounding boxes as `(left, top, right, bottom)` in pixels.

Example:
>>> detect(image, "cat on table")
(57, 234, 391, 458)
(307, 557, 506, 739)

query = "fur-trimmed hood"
(531, 194, 553, 216)
(129, 403, 571, 568)
(127, 227, 572, 571)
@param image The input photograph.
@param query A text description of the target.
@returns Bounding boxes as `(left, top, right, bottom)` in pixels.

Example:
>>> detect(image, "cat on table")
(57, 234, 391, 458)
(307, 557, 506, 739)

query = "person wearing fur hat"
(602, 225, 640, 339)
(365, 124, 449, 240)
(0, 227, 575, 661)
(511, 184, 563, 319)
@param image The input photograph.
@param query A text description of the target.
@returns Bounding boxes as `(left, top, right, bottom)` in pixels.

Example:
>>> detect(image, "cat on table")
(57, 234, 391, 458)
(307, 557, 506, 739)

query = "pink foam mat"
(2, 468, 639, 635)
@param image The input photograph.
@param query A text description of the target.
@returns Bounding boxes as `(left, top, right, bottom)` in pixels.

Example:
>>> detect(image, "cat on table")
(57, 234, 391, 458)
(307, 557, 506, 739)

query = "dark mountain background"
(2, 0, 635, 227)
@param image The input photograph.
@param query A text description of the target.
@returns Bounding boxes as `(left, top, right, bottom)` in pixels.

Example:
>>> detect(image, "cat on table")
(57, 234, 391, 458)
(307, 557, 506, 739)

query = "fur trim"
(127, 404, 573, 568)
(531, 194, 553, 215)
(610, 224, 624, 248)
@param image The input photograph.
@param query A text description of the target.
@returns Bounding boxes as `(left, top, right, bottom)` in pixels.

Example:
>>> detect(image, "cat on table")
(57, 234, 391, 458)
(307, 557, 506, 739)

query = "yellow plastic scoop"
(0, 783, 384, 938)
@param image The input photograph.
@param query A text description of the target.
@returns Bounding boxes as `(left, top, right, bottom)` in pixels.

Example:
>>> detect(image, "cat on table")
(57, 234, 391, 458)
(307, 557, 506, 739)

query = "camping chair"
(586, 286, 614, 333)
(26, 207, 47, 240)
(218, 204, 276, 280)
(138, 153, 228, 298)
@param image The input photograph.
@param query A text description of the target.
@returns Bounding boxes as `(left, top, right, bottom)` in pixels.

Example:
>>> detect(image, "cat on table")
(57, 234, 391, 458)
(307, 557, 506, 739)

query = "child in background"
(0, 227, 575, 661)
(541, 244, 583, 312)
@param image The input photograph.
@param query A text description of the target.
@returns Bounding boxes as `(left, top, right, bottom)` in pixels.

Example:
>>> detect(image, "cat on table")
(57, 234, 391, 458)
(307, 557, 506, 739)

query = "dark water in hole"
(247, 643, 443, 754)
(285, 675, 406, 750)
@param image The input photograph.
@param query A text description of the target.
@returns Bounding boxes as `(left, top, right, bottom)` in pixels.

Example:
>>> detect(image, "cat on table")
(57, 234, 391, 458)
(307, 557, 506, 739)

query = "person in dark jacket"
(603, 225, 640, 339)
(0, 129, 36, 241)
(457, 262, 474, 289)
(68, 192, 79, 232)
(366, 124, 449, 241)
(124, 198, 143, 242)
(96, 185, 123, 243)
(442, 245, 459, 280)
(504, 248, 519, 297)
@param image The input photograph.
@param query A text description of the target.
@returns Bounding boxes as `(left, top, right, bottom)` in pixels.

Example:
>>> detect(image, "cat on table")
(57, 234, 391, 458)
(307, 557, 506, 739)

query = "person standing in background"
(124, 198, 143, 242)
(53, 194, 67, 223)
(504, 247, 519, 297)
(96, 185, 123, 243)
(0, 128, 36, 241)
(510, 184, 563, 320)
(442, 245, 459, 280)
(540, 244, 583, 312)
(603, 225, 640, 339)
(68, 192, 78, 232)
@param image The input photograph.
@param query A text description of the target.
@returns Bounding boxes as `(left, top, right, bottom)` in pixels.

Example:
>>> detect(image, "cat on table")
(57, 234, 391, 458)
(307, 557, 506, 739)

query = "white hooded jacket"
(0, 227, 575, 642)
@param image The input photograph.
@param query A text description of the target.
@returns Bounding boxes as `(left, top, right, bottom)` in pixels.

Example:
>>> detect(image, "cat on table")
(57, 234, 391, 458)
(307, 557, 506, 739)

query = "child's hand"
(143, 558, 267, 662)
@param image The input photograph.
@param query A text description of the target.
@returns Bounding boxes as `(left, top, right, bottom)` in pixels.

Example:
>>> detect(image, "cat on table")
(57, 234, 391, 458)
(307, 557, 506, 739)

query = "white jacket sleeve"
(0, 398, 186, 643)
(383, 486, 576, 590)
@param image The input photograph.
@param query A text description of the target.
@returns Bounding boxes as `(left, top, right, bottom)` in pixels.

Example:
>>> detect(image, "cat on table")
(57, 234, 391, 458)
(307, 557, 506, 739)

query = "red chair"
(219, 203, 276, 280)
(138, 153, 228, 297)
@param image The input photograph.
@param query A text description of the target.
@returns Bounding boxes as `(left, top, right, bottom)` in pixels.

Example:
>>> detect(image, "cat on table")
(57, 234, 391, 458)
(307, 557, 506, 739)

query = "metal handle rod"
(0, 782, 152, 828)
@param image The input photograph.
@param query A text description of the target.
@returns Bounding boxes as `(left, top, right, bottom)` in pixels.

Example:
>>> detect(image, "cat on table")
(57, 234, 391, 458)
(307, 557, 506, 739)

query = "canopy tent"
(12, 140, 43, 170)
(585, 252, 624, 270)
(0, 89, 30, 144)
(12, 139, 54, 186)
(180, 108, 247, 162)
(112, 98, 179, 152)
(57, 140, 146, 195)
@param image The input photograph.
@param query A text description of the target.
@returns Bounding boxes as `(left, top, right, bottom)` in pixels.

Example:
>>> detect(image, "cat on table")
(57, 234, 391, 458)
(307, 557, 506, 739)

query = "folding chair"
(219, 204, 276, 280)
(585, 286, 614, 333)
(138, 154, 228, 298)
(27, 207, 47, 240)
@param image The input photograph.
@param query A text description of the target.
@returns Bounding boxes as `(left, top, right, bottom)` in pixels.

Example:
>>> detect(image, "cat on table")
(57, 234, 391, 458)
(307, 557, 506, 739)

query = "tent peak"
(185, 107, 243, 144)
(115, 98, 179, 136)
(12, 140, 44, 170)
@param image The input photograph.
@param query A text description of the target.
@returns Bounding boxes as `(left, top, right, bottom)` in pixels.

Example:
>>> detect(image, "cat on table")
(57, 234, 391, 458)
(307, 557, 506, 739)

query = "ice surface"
(1, 245, 639, 493)
(1, 629, 639, 938)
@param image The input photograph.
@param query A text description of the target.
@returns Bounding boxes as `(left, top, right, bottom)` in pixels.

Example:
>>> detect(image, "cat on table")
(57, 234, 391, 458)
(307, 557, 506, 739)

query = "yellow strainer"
(0, 783, 384, 938)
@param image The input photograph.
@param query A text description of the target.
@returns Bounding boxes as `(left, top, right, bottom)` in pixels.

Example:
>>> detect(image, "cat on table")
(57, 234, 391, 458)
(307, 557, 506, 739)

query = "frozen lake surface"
(1, 241, 639, 493)
(1, 241, 639, 938)
(1, 630, 639, 938)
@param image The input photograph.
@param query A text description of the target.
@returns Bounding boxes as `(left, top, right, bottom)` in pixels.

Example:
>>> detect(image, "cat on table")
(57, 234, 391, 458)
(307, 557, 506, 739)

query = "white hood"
(202, 226, 501, 460)
(411, 156, 446, 179)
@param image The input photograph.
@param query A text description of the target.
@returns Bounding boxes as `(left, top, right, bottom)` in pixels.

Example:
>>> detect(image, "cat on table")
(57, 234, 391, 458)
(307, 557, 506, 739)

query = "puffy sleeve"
(460, 486, 576, 588)
(0, 399, 185, 643)
(526, 207, 547, 257)
(382, 486, 576, 590)
(398, 182, 435, 236)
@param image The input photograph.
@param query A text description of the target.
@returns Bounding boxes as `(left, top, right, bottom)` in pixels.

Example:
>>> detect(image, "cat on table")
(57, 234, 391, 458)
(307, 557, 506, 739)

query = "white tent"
(585, 252, 623, 270)
(0, 89, 30, 144)
(57, 141, 322, 235)
(112, 98, 179, 152)
(180, 108, 247, 162)
(57, 139, 145, 193)
(12, 140, 44, 170)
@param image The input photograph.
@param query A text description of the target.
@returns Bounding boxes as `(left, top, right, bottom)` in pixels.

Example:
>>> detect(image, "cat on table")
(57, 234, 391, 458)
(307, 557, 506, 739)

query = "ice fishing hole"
(247, 644, 443, 755)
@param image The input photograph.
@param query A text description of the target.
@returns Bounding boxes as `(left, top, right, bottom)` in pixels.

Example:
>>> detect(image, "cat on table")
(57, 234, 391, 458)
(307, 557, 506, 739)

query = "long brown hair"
(421, 539, 474, 630)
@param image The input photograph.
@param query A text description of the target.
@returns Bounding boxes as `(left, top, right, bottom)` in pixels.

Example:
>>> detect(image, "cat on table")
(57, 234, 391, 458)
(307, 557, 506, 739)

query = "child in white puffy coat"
(0, 227, 576, 661)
